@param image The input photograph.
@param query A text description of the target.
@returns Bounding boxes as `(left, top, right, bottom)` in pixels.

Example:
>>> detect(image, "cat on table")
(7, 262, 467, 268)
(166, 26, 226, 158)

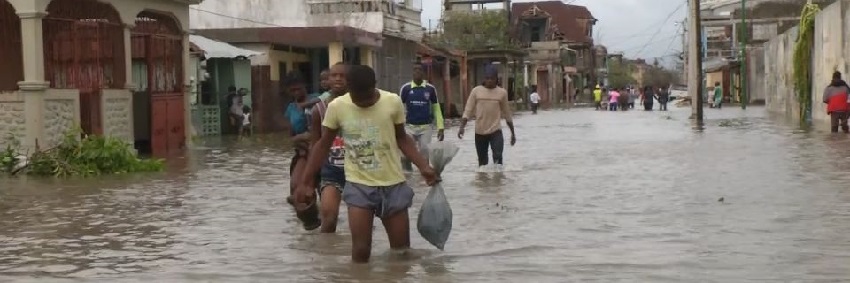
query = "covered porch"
(193, 26, 382, 133)
(0, 0, 196, 157)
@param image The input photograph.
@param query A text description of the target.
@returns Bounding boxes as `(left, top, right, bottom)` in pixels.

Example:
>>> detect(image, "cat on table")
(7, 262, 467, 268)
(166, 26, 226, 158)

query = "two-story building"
(511, 1, 596, 107)
(696, 0, 837, 103)
(190, 0, 425, 133)
(0, 0, 198, 157)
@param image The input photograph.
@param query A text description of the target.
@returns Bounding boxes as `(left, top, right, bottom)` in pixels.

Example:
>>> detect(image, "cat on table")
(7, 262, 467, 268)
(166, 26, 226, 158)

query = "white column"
(523, 62, 529, 88)
(17, 11, 50, 151)
(183, 33, 196, 141)
(124, 25, 135, 90)
(17, 12, 46, 83)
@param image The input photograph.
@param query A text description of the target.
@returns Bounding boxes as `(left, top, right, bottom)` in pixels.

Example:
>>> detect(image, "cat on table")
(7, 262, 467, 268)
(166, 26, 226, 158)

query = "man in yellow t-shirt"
(295, 65, 437, 263)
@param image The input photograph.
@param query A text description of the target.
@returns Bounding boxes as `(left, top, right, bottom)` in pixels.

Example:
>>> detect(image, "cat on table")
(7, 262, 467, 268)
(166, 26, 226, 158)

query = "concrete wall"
(190, 0, 309, 29)
(752, 1, 850, 125)
(747, 46, 766, 102)
(373, 36, 417, 92)
(810, 1, 846, 123)
(236, 44, 311, 82)
(758, 26, 799, 120)
(42, 89, 81, 148)
(101, 89, 133, 144)
(0, 92, 25, 150)
(191, 0, 424, 42)
(706, 71, 723, 90)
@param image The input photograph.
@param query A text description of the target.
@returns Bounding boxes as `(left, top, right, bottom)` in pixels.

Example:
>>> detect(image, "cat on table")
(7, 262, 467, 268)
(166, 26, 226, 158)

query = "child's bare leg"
(381, 209, 410, 250)
(348, 206, 374, 263)
(319, 185, 343, 233)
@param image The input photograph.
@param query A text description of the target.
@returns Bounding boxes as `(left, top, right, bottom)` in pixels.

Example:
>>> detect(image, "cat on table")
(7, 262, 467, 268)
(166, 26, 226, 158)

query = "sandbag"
(417, 142, 459, 250)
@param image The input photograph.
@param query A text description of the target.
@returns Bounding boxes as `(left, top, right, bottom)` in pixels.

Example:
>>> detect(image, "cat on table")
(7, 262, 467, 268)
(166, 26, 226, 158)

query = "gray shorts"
(342, 182, 414, 219)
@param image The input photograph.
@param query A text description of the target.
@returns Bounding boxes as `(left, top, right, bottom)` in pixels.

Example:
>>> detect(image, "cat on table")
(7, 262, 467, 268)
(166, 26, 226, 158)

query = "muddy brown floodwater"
(2, 106, 850, 282)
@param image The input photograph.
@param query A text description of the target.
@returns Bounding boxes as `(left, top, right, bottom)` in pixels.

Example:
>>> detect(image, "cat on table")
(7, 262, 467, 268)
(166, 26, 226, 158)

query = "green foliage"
(0, 146, 18, 173)
(431, 10, 517, 51)
(2, 129, 164, 177)
(607, 60, 636, 89)
(643, 67, 679, 88)
(793, 4, 819, 124)
(0, 134, 21, 173)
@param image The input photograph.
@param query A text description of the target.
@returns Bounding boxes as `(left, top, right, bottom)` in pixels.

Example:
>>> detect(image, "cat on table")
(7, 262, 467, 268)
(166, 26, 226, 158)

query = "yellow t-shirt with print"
(322, 89, 406, 187)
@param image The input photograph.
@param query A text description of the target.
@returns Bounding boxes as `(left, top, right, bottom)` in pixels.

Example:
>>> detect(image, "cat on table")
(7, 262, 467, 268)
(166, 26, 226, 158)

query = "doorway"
(130, 11, 185, 157)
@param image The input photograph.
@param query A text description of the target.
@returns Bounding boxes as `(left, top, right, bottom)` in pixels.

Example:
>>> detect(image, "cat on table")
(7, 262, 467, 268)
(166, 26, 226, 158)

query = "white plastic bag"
(416, 142, 459, 250)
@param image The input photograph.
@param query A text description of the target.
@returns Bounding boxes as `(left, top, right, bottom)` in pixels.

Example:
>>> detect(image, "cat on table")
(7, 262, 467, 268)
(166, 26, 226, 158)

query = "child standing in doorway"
(240, 106, 252, 138)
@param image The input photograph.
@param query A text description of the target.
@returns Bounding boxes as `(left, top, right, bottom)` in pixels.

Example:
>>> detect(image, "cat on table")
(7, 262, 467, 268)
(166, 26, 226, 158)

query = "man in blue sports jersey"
(399, 64, 445, 171)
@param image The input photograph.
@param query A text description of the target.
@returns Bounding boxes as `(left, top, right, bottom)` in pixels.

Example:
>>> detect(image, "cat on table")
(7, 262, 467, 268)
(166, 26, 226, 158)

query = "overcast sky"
(421, 0, 688, 66)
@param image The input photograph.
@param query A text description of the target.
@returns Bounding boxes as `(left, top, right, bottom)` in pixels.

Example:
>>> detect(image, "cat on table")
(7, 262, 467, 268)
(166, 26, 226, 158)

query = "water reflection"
(2, 106, 850, 281)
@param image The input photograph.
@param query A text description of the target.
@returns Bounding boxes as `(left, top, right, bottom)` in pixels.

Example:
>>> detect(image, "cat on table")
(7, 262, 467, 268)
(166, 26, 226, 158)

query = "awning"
(702, 57, 738, 73)
(189, 34, 263, 59)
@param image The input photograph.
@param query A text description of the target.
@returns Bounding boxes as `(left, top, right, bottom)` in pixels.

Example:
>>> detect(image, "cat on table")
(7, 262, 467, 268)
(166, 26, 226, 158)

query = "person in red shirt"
(823, 71, 850, 133)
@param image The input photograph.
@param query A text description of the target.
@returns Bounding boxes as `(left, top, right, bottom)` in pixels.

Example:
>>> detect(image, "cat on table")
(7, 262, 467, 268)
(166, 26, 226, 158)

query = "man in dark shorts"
(295, 65, 437, 262)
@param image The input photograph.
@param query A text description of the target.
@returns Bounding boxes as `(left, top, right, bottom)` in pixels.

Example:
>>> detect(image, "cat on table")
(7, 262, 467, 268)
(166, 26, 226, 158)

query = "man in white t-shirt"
(529, 86, 541, 114)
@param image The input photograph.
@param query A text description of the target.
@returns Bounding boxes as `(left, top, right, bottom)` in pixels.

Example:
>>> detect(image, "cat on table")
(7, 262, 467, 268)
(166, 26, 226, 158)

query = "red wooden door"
(141, 34, 183, 157)
(151, 96, 168, 156)
(79, 90, 103, 135)
(166, 95, 185, 154)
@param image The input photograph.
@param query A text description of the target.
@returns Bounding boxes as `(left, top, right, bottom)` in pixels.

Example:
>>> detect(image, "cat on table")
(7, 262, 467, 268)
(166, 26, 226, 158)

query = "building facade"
(511, 1, 597, 107)
(190, 0, 425, 132)
(0, 0, 198, 157)
(693, 0, 837, 103)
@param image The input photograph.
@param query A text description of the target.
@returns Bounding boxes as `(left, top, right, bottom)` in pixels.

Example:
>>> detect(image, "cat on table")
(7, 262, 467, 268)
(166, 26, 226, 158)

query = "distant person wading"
(458, 65, 516, 170)
(529, 86, 541, 114)
(642, 86, 654, 111)
(823, 71, 850, 133)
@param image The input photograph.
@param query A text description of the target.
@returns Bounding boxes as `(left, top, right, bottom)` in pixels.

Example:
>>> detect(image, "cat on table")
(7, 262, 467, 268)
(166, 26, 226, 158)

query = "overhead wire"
(632, 0, 687, 58)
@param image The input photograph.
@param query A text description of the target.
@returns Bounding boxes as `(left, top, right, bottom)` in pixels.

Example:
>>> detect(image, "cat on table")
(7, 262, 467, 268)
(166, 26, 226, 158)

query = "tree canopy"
(429, 10, 517, 51)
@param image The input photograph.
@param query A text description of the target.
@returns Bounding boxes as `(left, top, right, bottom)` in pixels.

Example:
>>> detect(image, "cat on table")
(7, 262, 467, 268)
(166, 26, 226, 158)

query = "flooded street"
(3, 106, 850, 282)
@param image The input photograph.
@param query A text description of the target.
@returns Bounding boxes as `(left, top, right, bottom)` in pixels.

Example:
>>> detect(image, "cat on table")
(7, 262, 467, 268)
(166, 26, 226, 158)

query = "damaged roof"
(511, 1, 596, 44)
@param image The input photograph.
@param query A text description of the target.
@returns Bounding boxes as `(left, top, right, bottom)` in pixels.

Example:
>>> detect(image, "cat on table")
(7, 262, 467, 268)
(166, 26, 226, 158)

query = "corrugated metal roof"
(189, 34, 263, 59)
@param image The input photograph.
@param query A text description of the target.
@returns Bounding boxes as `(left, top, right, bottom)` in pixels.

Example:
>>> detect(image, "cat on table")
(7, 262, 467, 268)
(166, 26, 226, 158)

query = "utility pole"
(688, 0, 704, 122)
(740, 0, 748, 110)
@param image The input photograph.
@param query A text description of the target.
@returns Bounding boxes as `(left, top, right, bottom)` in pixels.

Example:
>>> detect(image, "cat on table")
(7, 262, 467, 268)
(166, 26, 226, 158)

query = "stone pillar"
(123, 25, 137, 145)
(123, 25, 135, 91)
(523, 62, 529, 89)
(359, 47, 373, 68)
(182, 33, 196, 141)
(17, 11, 50, 151)
(328, 42, 344, 68)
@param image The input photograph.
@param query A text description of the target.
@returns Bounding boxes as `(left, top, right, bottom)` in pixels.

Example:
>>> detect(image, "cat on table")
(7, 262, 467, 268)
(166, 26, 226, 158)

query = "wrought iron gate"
(43, 0, 125, 136)
(0, 0, 23, 91)
(132, 13, 184, 157)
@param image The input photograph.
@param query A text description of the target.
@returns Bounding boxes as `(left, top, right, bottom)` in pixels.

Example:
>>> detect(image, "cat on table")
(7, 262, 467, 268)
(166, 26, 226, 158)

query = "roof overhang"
(189, 34, 263, 59)
(192, 26, 383, 49)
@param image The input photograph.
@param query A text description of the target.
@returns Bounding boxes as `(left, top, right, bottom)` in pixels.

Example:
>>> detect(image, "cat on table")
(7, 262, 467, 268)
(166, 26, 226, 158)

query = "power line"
(610, 33, 681, 54)
(633, 0, 686, 57)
